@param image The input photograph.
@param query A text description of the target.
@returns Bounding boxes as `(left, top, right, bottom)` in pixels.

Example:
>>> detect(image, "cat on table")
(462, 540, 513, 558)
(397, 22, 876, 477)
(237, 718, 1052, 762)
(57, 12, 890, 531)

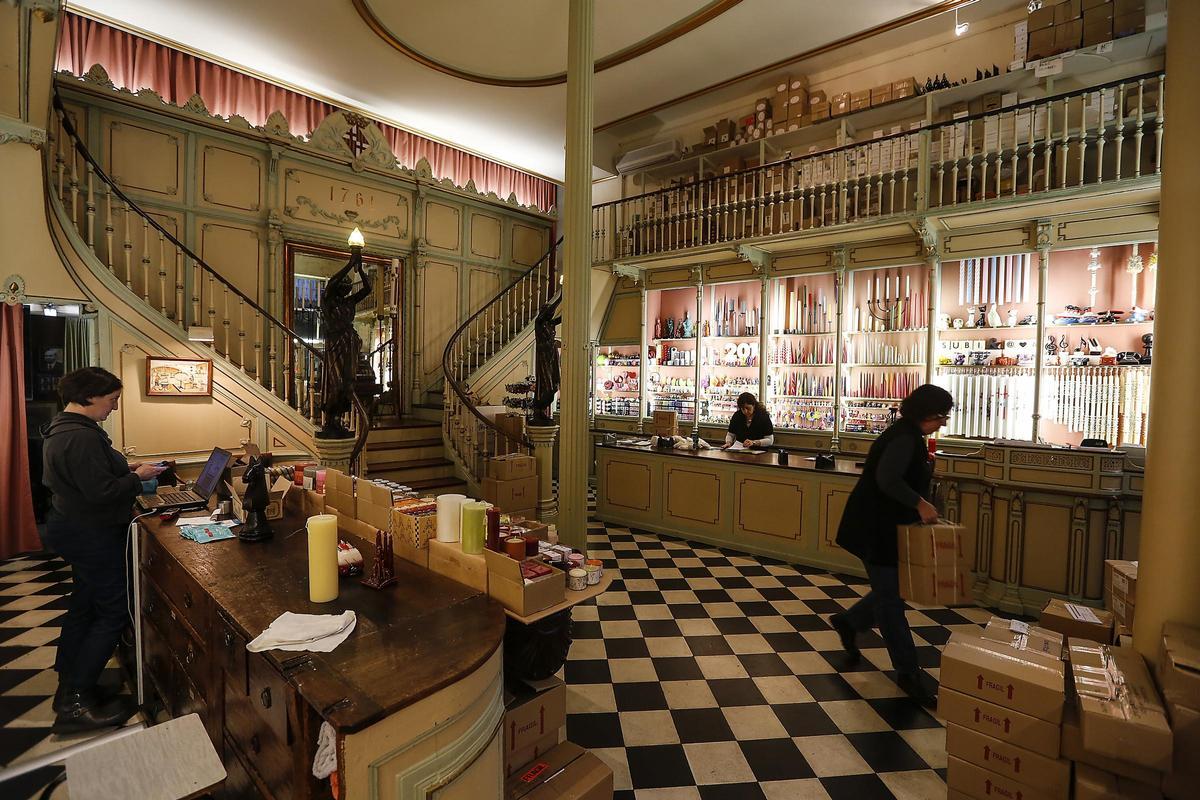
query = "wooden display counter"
(136, 509, 508, 800)
(596, 439, 1145, 617)
(595, 441, 867, 576)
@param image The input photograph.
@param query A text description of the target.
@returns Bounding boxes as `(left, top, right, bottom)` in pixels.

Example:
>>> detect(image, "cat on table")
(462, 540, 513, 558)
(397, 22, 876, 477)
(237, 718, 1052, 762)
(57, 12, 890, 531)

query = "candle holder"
(361, 529, 396, 589)
(867, 297, 907, 331)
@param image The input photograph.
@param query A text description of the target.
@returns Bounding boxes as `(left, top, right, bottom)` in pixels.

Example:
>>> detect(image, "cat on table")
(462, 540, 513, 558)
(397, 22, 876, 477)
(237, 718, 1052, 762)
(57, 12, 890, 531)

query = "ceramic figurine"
(966, 307, 977, 328)
(938, 313, 951, 330)
(1006, 308, 1017, 327)
(987, 304, 1003, 328)
(238, 455, 273, 543)
(665, 317, 675, 339)
(654, 317, 661, 340)
(681, 310, 694, 338)
(703, 320, 711, 337)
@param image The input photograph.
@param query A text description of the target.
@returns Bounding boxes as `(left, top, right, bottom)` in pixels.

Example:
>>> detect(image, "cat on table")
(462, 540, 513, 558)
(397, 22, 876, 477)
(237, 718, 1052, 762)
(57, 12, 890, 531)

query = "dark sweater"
(42, 412, 141, 528)
(835, 418, 932, 566)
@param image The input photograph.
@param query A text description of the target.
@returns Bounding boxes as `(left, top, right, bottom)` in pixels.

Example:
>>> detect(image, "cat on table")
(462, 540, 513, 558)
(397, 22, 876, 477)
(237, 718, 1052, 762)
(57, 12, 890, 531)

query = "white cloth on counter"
(650, 435, 711, 451)
(246, 610, 356, 653)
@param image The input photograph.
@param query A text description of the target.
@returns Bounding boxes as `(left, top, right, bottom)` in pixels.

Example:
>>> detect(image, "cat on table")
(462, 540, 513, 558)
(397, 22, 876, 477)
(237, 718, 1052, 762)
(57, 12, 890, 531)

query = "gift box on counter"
(391, 499, 437, 567)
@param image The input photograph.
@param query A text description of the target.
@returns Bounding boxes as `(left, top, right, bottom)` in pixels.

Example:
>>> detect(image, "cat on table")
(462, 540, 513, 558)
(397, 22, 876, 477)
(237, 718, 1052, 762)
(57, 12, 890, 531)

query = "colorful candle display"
(306, 514, 339, 603)
(460, 501, 488, 555)
(435, 493, 466, 543)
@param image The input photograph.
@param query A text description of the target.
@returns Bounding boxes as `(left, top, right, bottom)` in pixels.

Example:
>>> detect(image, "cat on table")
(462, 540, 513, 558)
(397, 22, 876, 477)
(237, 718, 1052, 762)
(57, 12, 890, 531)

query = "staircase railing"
(442, 237, 562, 483)
(48, 93, 371, 472)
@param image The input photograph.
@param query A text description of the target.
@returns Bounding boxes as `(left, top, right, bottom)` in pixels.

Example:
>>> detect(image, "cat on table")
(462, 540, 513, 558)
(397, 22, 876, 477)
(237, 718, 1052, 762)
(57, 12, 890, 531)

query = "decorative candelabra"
(868, 296, 907, 332)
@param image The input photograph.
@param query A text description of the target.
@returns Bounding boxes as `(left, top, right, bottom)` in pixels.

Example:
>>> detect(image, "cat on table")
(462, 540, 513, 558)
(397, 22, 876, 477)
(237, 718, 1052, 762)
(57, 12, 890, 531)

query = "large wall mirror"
(284, 242, 402, 421)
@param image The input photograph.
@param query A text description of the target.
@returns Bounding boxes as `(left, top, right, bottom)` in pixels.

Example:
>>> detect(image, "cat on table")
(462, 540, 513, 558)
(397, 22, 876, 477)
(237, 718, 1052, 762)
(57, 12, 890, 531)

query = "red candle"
(485, 506, 501, 551)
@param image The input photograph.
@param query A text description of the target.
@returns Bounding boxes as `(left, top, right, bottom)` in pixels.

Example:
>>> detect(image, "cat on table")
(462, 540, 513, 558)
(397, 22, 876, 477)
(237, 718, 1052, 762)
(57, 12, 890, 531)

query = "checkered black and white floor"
(0, 514, 997, 799)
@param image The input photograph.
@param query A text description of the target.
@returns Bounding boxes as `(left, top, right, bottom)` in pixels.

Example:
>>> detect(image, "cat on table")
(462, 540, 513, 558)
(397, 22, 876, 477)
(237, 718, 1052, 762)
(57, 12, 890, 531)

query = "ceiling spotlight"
(955, 9, 969, 36)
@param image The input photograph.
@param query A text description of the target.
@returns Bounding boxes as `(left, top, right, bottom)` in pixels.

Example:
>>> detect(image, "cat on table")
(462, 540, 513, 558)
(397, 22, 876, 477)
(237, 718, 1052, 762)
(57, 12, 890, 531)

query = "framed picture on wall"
(146, 357, 213, 396)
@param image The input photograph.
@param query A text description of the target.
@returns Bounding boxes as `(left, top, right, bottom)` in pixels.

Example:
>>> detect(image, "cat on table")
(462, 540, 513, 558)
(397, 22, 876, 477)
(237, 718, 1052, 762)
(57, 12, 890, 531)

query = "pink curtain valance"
(56, 12, 557, 212)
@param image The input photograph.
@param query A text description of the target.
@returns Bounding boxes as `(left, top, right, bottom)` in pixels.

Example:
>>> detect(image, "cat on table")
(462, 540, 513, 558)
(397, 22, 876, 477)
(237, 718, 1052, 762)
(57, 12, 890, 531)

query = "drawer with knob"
(246, 654, 290, 746)
(220, 738, 268, 800)
(218, 613, 249, 696)
(224, 681, 293, 800)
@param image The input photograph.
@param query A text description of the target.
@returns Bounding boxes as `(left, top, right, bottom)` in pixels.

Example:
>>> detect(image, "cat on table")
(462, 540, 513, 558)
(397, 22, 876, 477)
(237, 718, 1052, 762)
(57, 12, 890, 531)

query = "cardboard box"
(897, 521, 970, 567)
(940, 631, 1066, 723)
(489, 454, 537, 481)
(1083, 18, 1113, 46)
(870, 84, 892, 107)
(505, 731, 559, 778)
(945, 723, 1070, 798)
(495, 412, 526, 445)
(483, 548, 566, 616)
(506, 742, 614, 800)
(1039, 598, 1114, 644)
(427, 538, 489, 593)
(1068, 640, 1173, 770)
(226, 472, 292, 522)
(702, 125, 718, 147)
(811, 102, 831, 122)
(850, 89, 870, 112)
(1157, 621, 1200, 707)
(897, 522, 974, 606)
(1082, 0, 1110, 7)
(715, 118, 736, 144)
(897, 560, 972, 606)
(947, 755, 1052, 800)
(1056, 18, 1084, 50)
(1062, 700, 1163, 787)
(484, 476, 539, 512)
(391, 502, 436, 565)
(1114, 0, 1145, 11)
(808, 89, 827, 106)
(1056, 0, 1083, 23)
(892, 77, 917, 99)
(940, 687, 1063, 758)
(505, 678, 566, 758)
(652, 410, 677, 428)
(1029, 6, 1056, 30)
(1163, 701, 1200, 799)
(1074, 763, 1163, 800)
(1084, 1, 1114, 23)
(831, 92, 851, 116)
(1028, 27, 1058, 59)
(1104, 558, 1137, 602)
(979, 617, 1065, 664)
(1114, 10, 1145, 37)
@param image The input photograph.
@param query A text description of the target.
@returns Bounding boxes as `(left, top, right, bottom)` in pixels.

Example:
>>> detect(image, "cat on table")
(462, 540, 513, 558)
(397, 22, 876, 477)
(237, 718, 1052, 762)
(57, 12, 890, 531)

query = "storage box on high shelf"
(1026, 0, 1146, 60)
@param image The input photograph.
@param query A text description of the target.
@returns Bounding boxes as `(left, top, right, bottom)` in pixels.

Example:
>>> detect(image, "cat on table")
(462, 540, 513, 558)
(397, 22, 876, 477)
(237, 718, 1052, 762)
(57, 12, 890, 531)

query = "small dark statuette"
(239, 455, 273, 542)
(531, 290, 563, 427)
(361, 530, 396, 589)
(317, 247, 372, 439)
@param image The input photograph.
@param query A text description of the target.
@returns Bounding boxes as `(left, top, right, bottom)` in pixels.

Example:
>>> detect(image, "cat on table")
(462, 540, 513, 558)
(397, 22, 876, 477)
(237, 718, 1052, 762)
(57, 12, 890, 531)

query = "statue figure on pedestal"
(317, 251, 372, 439)
(239, 455, 273, 542)
(531, 291, 563, 426)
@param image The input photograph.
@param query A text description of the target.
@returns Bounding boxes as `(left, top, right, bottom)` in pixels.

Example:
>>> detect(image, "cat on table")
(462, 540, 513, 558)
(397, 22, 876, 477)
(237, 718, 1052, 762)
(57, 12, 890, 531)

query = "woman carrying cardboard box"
(830, 384, 952, 708)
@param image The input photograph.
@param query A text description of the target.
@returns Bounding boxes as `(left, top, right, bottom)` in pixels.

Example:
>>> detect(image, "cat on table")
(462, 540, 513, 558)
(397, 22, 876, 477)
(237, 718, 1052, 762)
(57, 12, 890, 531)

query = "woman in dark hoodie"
(42, 366, 164, 733)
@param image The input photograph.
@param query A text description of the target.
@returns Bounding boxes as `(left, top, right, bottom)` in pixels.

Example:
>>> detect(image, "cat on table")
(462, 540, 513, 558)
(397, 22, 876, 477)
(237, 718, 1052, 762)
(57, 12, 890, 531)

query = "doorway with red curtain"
(0, 303, 41, 558)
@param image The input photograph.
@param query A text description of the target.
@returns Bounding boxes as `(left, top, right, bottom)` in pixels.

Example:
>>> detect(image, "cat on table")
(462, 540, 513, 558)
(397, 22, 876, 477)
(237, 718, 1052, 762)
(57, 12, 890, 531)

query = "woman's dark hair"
(899, 384, 954, 421)
(736, 392, 759, 411)
(59, 367, 122, 406)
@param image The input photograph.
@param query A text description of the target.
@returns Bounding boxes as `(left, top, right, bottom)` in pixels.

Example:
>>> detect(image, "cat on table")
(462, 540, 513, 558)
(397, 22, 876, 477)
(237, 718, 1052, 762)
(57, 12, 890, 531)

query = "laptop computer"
(136, 447, 233, 513)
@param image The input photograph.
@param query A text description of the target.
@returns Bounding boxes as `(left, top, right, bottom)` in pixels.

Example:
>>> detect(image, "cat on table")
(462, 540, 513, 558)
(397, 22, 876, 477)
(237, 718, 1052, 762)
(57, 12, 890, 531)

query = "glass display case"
(934, 253, 1039, 441)
(646, 286, 699, 424)
(592, 344, 641, 418)
(765, 272, 836, 432)
(1038, 243, 1155, 447)
(839, 264, 928, 435)
(698, 280, 761, 426)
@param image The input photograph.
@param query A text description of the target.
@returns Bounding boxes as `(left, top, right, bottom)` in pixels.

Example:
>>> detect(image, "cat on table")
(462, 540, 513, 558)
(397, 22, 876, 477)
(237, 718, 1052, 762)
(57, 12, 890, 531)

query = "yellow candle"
(460, 501, 488, 555)
(307, 514, 339, 603)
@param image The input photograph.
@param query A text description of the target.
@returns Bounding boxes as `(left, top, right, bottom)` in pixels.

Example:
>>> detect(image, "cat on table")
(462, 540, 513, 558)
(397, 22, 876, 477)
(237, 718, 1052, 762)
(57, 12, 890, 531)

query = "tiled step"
(369, 457, 457, 484)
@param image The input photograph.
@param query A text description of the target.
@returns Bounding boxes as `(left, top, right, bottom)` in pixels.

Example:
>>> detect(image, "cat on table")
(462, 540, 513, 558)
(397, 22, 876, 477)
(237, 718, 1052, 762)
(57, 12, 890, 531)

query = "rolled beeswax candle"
(306, 514, 339, 603)
(435, 493, 466, 542)
(460, 501, 488, 555)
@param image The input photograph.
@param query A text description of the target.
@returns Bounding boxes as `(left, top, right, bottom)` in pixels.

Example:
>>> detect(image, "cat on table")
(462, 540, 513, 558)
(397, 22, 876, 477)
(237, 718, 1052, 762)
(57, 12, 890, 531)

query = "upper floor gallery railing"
(592, 71, 1165, 264)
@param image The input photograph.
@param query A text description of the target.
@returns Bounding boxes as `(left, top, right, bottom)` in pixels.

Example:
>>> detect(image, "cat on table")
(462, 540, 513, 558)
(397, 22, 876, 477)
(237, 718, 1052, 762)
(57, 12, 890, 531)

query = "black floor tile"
(735, 601, 776, 616)
(638, 619, 682, 638)
(685, 635, 734, 656)
(785, 614, 833, 632)
(671, 707, 734, 743)
(706, 678, 766, 707)
(712, 617, 757, 635)
(867, 697, 941, 730)
(737, 653, 792, 677)
(566, 711, 624, 749)
(798, 674, 859, 701)
(597, 604, 638, 621)
(605, 638, 651, 659)
(625, 744, 695, 789)
(820, 773, 898, 800)
(762, 632, 814, 652)
(653, 657, 705, 682)
(740, 737, 814, 781)
(846, 731, 931, 772)
(628, 590, 665, 605)
(613, 681, 669, 712)
(772, 702, 841, 737)
(668, 604, 710, 619)
(699, 783, 767, 800)
(564, 659, 612, 685)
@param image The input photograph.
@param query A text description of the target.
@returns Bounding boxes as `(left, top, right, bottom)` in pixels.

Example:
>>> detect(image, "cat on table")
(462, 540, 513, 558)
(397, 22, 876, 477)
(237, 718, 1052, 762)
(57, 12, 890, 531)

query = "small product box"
(483, 476, 539, 512)
(1056, 18, 1084, 51)
(940, 630, 1067, 723)
(850, 89, 871, 112)
(945, 723, 1071, 799)
(1028, 5, 1056, 30)
(1068, 639, 1173, 770)
(811, 102, 832, 122)
(427, 539, 489, 593)
(979, 617, 1065, 662)
(355, 480, 394, 533)
(488, 453, 537, 481)
(483, 548, 566, 616)
(831, 92, 852, 116)
(1039, 598, 1114, 644)
(504, 677, 566, 769)
(1105, 559, 1138, 626)
(1056, 0, 1084, 24)
(505, 741, 614, 800)
(391, 499, 437, 566)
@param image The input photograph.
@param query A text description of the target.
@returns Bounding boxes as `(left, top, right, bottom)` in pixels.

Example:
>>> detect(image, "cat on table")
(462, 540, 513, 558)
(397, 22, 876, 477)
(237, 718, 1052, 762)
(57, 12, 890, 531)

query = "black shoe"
(53, 681, 122, 713)
(896, 672, 937, 710)
(829, 613, 861, 663)
(51, 690, 135, 735)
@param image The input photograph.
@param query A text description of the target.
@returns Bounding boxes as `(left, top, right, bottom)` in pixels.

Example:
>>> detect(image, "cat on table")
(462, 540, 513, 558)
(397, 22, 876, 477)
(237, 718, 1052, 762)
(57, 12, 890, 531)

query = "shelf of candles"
(846, 265, 929, 334)
(770, 274, 835, 336)
(769, 362, 836, 368)
(705, 281, 762, 340)
(593, 397, 639, 417)
(1044, 321, 1154, 329)
(653, 337, 700, 343)
(845, 328, 928, 335)
(769, 337, 835, 367)
(772, 394, 835, 400)
(768, 372, 834, 401)
(843, 363, 926, 368)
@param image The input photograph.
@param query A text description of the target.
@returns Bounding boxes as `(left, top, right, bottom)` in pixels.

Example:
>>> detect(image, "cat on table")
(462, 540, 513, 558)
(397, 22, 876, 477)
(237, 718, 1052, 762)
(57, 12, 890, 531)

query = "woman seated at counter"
(721, 392, 775, 450)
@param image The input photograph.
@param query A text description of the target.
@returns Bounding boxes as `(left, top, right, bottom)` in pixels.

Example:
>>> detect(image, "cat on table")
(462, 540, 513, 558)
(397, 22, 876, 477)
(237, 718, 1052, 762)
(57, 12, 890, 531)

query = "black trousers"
(839, 561, 919, 676)
(44, 520, 130, 691)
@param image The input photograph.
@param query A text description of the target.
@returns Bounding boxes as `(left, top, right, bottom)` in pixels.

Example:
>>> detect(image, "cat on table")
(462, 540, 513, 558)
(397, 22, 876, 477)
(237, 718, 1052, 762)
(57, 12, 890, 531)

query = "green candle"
(460, 501, 488, 555)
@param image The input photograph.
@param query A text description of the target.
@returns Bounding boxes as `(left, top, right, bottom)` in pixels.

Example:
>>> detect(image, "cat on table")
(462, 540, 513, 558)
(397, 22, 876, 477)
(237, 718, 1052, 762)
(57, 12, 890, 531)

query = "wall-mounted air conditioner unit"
(615, 139, 681, 174)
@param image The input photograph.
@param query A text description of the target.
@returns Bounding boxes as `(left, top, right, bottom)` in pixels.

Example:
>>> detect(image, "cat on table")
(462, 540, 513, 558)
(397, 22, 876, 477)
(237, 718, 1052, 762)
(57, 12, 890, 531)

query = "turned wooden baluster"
(1078, 91, 1088, 187)
(237, 298, 246, 370)
(157, 230, 167, 316)
(206, 274, 217, 348)
(1134, 78, 1145, 178)
(1115, 83, 1126, 179)
(1059, 97, 1070, 190)
(1155, 74, 1165, 175)
(67, 145, 79, 227)
(84, 163, 96, 252)
(121, 200, 134, 289)
(254, 311, 263, 381)
(140, 218, 151, 303)
(1044, 101, 1054, 192)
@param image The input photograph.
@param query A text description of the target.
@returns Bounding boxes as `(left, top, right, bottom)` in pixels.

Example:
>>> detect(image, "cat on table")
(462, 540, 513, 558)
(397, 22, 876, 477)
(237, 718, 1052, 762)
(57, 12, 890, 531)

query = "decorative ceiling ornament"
(0, 274, 27, 305)
(350, 0, 746, 87)
(308, 110, 398, 170)
(82, 63, 115, 90)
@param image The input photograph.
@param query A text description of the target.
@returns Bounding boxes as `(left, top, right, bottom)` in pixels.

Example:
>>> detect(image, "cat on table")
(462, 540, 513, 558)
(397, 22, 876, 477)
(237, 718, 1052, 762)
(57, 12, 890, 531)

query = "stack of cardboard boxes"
(1026, 0, 1146, 62)
(504, 678, 612, 799)
(482, 453, 538, 517)
(1105, 559, 1138, 636)
(1039, 597, 1116, 644)
(941, 619, 1070, 800)
(896, 521, 975, 606)
(1156, 623, 1200, 799)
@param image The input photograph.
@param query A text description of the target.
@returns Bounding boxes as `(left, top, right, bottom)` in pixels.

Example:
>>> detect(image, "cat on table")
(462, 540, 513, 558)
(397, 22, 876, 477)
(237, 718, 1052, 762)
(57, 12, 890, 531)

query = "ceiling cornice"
(596, 0, 981, 132)
(350, 0, 746, 88)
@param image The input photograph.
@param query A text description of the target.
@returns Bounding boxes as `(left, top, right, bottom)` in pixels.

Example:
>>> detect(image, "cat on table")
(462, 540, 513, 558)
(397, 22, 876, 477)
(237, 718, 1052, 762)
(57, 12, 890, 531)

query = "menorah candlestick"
(867, 297, 907, 331)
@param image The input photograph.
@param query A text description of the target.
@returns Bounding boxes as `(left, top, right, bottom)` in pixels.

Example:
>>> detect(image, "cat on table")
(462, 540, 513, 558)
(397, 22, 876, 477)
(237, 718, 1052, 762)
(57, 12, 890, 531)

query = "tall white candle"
(436, 493, 466, 542)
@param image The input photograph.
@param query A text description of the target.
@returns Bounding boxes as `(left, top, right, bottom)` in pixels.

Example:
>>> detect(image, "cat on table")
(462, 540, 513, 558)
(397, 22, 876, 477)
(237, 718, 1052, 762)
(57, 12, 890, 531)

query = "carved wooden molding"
(1010, 450, 1091, 471)
(1006, 491, 1024, 585)
(665, 467, 722, 525)
(1105, 498, 1123, 562)
(978, 486, 994, 578)
(1068, 497, 1088, 597)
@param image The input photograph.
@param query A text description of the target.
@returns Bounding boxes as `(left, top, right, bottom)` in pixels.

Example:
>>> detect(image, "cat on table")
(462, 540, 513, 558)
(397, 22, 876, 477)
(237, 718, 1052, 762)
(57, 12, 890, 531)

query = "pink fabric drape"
(56, 13, 557, 211)
(0, 306, 41, 559)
